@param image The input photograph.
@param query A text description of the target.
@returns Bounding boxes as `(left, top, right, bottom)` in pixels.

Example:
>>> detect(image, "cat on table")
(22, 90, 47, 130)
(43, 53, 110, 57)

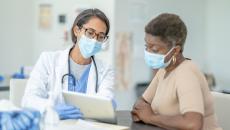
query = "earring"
(172, 55, 177, 65)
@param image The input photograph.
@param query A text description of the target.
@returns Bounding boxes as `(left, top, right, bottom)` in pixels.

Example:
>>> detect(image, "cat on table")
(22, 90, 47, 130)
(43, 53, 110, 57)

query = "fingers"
(62, 105, 77, 111)
(131, 110, 141, 122)
(68, 113, 83, 119)
(55, 104, 84, 120)
(132, 115, 141, 122)
(111, 99, 117, 109)
(131, 109, 139, 115)
(55, 104, 79, 112)
(61, 113, 83, 120)
(63, 108, 82, 115)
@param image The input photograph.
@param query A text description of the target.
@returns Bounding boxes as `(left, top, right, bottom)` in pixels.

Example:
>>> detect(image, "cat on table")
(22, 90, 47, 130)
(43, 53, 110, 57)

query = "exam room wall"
(0, 0, 34, 75)
(205, 0, 230, 90)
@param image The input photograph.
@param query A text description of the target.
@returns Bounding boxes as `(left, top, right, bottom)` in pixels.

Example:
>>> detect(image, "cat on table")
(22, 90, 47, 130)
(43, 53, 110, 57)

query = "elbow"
(188, 124, 201, 130)
(182, 112, 203, 130)
(186, 119, 203, 130)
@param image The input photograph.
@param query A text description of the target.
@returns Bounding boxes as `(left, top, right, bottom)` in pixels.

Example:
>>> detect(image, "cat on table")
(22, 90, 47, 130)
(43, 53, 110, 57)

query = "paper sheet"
(44, 119, 129, 130)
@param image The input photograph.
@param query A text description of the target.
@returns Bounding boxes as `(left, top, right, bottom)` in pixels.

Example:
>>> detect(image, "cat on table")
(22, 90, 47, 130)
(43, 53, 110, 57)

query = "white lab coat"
(21, 47, 115, 113)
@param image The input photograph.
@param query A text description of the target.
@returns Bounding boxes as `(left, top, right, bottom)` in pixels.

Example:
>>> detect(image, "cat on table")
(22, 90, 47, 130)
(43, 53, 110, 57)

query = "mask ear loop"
(164, 46, 176, 65)
(101, 38, 110, 51)
(74, 26, 82, 44)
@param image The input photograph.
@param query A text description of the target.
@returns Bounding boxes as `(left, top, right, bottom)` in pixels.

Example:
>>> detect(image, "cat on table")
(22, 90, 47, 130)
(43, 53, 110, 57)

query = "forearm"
(149, 113, 203, 130)
(132, 98, 202, 130)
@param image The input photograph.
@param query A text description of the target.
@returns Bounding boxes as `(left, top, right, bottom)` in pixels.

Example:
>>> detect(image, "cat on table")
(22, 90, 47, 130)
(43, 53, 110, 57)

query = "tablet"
(62, 91, 117, 124)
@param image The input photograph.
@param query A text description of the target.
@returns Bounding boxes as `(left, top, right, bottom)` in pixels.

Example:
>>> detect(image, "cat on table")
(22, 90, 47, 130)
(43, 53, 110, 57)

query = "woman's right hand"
(131, 97, 150, 122)
(133, 97, 150, 110)
(131, 111, 141, 122)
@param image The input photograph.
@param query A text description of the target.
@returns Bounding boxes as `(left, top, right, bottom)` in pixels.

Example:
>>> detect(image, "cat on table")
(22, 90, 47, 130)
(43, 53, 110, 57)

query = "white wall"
(205, 0, 230, 89)
(0, 0, 34, 75)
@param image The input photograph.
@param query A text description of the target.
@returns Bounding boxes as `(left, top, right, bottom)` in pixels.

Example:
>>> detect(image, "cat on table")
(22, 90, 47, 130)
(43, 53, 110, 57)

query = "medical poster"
(39, 4, 52, 29)
(115, 32, 133, 89)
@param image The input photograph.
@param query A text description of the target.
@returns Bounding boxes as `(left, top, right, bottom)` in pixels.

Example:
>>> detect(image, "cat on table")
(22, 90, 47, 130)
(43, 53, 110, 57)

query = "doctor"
(22, 8, 115, 120)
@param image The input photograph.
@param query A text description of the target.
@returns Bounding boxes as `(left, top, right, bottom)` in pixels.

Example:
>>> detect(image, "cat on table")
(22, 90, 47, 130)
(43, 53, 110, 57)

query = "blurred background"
(0, 0, 229, 110)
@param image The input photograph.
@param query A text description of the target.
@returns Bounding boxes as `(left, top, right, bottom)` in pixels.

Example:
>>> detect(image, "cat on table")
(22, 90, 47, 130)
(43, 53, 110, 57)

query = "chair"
(211, 91, 230, 130)
(9, 79, 28, 107)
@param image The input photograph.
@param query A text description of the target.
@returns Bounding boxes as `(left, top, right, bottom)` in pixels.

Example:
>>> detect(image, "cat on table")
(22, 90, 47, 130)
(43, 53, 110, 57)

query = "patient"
(131, 13, 222, 130)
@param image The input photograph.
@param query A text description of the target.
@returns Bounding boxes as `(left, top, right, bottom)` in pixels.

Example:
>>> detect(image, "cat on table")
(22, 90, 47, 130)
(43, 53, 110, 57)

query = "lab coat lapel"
(86, 58, 103, 94)
(55, 47, 71, 91)
(53, 47, 71, 104)
(87, 62, 96, 94)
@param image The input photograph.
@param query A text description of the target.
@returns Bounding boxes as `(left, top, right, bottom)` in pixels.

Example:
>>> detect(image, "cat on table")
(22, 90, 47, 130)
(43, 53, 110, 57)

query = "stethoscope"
(61, 47, 99, 93)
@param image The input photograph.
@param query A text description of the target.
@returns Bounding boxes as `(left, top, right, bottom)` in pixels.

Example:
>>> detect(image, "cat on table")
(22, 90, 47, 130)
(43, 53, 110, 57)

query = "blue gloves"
(0, 109, 41, 130)
(54, 104, 83, 120)
(112, 99, 117, 109)
(0, 75, 4, 82)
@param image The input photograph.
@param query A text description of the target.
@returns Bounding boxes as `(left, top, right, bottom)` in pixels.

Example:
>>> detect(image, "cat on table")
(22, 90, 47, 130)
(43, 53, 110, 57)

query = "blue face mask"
(144, 47, 175, 69)
(78, 35, 102, 58)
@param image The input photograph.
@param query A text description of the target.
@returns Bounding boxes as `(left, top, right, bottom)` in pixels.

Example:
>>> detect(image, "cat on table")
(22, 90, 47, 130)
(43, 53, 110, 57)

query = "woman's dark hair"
(145, 13, 187, 52)
(71, 8, 110, 43)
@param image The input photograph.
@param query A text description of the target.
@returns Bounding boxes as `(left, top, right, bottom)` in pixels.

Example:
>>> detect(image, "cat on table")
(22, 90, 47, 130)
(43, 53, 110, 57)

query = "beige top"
(143, 60, 222, 130)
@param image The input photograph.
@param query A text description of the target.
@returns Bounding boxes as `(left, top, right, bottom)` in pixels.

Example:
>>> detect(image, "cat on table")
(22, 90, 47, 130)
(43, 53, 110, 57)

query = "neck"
(165, 53, 185, 73)
(70, 45, 91, 65)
